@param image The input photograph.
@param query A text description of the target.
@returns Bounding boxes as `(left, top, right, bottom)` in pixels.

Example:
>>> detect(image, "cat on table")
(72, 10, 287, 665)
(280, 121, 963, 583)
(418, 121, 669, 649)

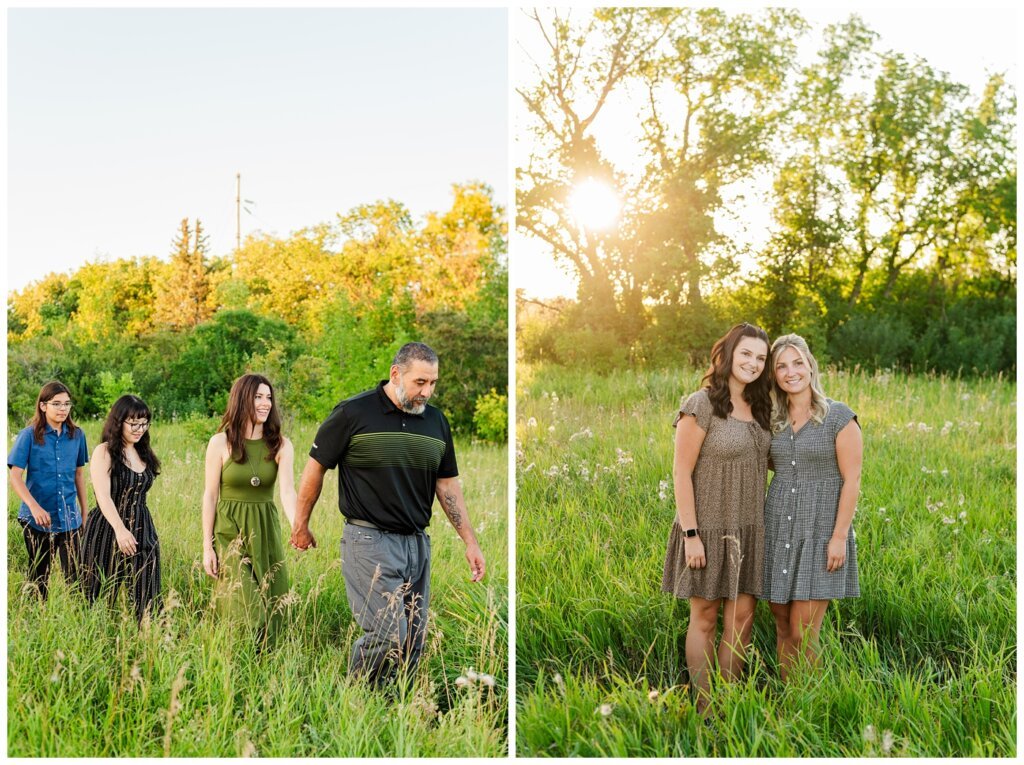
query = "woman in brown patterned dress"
(662, 323, 772, 711)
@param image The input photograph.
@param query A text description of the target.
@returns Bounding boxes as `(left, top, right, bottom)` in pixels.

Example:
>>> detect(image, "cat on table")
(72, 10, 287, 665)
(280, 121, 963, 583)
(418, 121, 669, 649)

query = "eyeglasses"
(125, 421, 150, 433)
(44, 401, 73, 410)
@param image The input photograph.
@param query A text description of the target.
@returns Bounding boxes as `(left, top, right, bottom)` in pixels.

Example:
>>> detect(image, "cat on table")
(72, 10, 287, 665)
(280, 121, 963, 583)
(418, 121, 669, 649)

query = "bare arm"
(290, 457, 327, 550)
(275, 438, 297, 526)
(89, 444, 137, 555)
(673, 415, 708, 569)
(202, 433, 226, 577)
(435, 476, 485, 582)
(827, 420, 863, 572)
(76, 466, 89, 526)
(8, 466, 51, 528)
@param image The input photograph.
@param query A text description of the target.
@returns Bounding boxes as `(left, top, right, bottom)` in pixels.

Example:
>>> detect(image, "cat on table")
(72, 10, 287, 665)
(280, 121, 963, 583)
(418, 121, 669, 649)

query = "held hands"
(203, 546, 219, 578)
(466, 542, 485, 583)
(115, 526, 138, 556)
(826, 536, 847, 572)
(290, 524, 317, 552)
(684, 535, 706, 570)
(29, 505, 52, 529)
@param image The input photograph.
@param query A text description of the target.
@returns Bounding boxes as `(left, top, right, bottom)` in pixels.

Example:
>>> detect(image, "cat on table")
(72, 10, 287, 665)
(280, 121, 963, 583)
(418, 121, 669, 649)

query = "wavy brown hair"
(29, 381, 80, 445)
(218, 374, 283, 464)
(101, 395, 162, 475)
(701, 323, 772, 430)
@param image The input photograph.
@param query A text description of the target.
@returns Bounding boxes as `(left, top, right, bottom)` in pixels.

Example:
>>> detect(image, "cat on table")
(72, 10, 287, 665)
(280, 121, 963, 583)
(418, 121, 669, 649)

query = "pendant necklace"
(246, 446, 261, 487)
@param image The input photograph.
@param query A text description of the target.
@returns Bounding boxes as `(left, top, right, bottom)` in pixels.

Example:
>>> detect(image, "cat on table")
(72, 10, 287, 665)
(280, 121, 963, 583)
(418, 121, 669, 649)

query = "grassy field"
(515, 364, 1015, 757)
(7, 419, 507, 757)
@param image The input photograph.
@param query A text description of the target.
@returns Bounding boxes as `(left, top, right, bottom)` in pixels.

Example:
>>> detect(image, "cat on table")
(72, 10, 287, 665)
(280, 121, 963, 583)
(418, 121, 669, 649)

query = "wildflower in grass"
(597, 703, 613, 717)
(569, 427, 593, 441)
(526, 417, 537, 428)
(658, 479, 669, 501)
(480, 673, 496, 688)
(942, 516, 955, 525)
(881, 730, 895, 754)
(455, 676, 469, 688)
(878, 507, 886, 515)
(466, 668, 479, 682)
(941, 421, 953, 436)
(863, 724, 877, 743)
(524, 462, 535, 472)
(648, 690, 659, 702)
(547, 425, 555, 433)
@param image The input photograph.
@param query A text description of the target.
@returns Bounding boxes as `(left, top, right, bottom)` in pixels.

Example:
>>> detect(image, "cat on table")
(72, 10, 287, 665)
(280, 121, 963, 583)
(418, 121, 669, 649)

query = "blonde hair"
(769, 334, 830, 433)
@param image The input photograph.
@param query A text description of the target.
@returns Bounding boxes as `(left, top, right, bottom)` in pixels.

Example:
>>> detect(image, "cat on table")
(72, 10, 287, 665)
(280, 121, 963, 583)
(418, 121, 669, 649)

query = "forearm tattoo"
(443, 490, 463, 530)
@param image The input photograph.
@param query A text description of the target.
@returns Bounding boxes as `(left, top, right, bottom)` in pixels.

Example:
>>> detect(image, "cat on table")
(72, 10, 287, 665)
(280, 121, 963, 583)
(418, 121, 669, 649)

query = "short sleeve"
(76, 430, 89, 467)
(829, 401, 858, 439)
(672, 389, 712, 432)
(7, 428, 32, 469)
(437, 411, 459, 478)
(309, 403, 353, 470)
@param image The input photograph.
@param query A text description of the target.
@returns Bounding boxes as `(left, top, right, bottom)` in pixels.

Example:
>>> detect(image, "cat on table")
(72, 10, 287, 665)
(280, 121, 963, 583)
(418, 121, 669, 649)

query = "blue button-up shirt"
(7, 423, 89, 533)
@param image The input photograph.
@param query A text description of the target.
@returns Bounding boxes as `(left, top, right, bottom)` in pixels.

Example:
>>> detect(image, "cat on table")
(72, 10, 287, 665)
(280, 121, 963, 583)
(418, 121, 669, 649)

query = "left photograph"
(6, 8, 508, 757)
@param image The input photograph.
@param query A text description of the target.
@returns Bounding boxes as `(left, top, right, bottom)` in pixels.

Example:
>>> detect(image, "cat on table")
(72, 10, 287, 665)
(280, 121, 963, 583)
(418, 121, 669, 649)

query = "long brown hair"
(30, 381, 79, 445)
(218, 374, 283, 463)
(101, 395, 162, 475)
(701, 323, 772, 430)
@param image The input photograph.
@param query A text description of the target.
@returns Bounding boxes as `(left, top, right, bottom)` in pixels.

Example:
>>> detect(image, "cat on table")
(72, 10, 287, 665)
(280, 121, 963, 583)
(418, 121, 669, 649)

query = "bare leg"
(787, 599, 830, 674)
(718, 594, 756, 680)
(686, 596, 721, 713)
(769, 601, 794, 681)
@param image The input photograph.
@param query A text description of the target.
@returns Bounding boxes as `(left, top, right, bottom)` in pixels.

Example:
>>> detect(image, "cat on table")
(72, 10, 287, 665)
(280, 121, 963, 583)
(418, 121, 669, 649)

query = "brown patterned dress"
(662, 389, 770, 600)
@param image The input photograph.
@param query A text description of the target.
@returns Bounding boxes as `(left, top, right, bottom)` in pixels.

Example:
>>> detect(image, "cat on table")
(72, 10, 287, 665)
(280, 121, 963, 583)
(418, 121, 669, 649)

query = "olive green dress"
(214, 438, 289, 645)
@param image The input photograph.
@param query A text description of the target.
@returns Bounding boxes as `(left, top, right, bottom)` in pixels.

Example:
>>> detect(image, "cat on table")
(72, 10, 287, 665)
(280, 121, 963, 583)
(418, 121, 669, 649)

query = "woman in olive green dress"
(202, 373, 296, 646)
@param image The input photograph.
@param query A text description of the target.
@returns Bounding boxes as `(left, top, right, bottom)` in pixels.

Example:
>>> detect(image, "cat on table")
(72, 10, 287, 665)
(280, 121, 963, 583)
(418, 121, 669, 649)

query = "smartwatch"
(681, 528, 699, 538)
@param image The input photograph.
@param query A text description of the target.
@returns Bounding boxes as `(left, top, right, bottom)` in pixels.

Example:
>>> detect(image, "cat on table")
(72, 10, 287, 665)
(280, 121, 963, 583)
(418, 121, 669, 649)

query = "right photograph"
(514, 7, 1016, 758)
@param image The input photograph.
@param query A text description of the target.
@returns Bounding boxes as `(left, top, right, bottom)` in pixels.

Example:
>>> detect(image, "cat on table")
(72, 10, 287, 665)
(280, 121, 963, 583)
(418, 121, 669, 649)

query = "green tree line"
(8, 182, 508, 441)
(517, 9, 1015, 373)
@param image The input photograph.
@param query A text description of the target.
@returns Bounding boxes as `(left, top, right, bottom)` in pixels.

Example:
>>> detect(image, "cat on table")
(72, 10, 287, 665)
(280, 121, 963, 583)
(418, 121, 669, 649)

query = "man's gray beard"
(396, 386, 427, 415)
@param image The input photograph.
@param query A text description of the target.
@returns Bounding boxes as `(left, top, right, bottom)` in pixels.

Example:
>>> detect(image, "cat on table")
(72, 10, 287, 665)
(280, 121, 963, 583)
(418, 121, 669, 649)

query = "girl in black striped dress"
(81, 395, 162, 623)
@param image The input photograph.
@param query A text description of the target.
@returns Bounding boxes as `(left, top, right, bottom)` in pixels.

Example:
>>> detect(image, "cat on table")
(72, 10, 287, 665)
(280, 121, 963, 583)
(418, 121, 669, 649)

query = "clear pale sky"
(6, 7, 508, 292)
(513, 4, 1018, 299)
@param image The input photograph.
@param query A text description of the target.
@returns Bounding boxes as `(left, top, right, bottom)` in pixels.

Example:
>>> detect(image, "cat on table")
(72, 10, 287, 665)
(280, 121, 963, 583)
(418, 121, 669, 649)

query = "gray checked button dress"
(762, 399, 860, 603)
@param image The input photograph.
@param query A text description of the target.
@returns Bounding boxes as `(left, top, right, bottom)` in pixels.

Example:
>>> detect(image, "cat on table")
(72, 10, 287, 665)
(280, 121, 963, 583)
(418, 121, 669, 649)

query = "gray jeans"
(340, 524, 430, 685)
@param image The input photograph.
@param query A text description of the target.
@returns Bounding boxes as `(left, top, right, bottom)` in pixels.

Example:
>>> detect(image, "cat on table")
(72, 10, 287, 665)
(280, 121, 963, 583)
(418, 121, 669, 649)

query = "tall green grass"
(7, 421, 507, 757)
(516, 365, 1015, 757)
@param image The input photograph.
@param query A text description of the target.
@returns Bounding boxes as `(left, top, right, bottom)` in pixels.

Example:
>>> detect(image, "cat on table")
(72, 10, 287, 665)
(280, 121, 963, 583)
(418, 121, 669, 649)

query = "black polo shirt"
(309, 380, 458, 533)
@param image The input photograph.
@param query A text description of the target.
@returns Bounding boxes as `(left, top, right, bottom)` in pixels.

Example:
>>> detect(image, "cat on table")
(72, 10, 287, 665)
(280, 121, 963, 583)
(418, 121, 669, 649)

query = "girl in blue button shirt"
(7, 381, 90, 600)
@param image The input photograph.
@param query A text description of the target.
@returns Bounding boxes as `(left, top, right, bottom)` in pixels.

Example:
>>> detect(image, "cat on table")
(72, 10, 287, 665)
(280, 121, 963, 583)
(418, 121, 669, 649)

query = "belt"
(345, 518, 424, 536)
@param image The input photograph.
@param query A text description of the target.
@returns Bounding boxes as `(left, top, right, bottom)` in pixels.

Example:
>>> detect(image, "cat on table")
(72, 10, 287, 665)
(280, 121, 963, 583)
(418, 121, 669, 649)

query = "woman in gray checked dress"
(763, 334, 863, 680)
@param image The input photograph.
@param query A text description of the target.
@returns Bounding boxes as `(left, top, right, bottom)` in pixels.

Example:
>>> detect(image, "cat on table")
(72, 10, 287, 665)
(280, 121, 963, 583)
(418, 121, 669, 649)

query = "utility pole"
(236, 172, 241, 251)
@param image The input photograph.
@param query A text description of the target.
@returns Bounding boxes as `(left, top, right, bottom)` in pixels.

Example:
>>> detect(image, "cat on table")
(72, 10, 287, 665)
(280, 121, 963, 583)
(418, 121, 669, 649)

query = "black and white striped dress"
(762, 399, 860, 603)
(81, 459, 161, 621)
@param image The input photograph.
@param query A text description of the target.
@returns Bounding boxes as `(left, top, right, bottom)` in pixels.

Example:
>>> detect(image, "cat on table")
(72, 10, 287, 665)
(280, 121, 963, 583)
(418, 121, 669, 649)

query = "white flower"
(455, 676, 469, 688)
(597, 703, 613, 717)
(881, 730, 895, 754)
(526, 417, 537, 428)
(942, 516, 955, 525)
(658, 479, 670, 501)
(548, 425, 555, 433)
(648, 690, 659, 701)
(569, 427, 593, 441)
(480, 674, 496, 687)
(863, 724, 877, 743)
(466, 668, 479, 682)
